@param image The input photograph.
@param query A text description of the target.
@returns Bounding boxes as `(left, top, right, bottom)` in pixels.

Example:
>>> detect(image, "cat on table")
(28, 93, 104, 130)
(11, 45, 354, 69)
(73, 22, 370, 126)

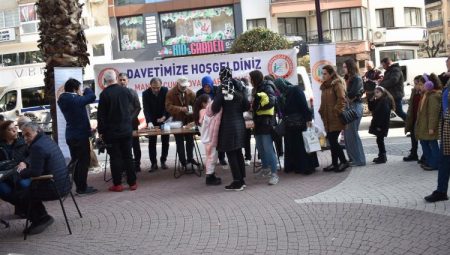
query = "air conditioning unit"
(372, 29, 386, 43)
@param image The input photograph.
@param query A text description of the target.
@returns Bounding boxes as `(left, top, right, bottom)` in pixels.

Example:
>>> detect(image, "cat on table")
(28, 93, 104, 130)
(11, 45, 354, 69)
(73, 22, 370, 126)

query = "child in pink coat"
(194, 94, 223, 185)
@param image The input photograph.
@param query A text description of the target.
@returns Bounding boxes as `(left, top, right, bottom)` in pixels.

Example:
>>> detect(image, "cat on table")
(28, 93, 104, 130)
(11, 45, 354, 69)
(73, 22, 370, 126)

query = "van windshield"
(22, 87, 49, 108)
(0, 90, 18, 112)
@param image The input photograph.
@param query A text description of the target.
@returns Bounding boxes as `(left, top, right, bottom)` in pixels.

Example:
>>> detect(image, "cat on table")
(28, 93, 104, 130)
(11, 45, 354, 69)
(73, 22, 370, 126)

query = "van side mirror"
(407, 82, 411, 86)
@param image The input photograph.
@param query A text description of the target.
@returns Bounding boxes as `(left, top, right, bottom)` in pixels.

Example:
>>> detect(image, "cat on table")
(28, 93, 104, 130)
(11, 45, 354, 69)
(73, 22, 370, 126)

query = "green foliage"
(230, 27, 290, 53)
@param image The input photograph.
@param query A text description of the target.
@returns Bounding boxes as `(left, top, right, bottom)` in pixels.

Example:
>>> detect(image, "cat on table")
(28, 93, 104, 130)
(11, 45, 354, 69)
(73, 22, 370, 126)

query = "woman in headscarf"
(274, 78, 319, 174)
(211, 67, 250, 191)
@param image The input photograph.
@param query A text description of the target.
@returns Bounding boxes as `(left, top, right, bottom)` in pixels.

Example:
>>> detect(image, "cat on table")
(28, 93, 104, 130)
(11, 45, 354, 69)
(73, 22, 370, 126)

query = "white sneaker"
(268, 174, 279, 185)
(255, 168, 271, 179)
(244, 160, 251, 166)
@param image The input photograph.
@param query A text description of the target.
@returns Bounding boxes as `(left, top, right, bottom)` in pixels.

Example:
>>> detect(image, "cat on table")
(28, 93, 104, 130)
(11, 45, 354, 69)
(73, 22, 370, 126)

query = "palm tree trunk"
(36, 0, 90, 141)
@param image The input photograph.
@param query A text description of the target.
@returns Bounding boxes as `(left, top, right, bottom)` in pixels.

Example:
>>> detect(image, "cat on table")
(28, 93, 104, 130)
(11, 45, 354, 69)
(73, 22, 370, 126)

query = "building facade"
(423, 0, 450, 57)
(108, 0, 243, 60)
(241, 0, 426, 69)
(0, 0, 113, 87)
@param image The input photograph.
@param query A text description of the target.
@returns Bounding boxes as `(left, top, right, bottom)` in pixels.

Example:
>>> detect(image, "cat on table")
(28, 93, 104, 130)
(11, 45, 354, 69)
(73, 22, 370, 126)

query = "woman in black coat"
(212, 67, 250, 191)
(368, 86, 395, 164)
(0, 120, 30, 215)
(274, 78, 319, 174)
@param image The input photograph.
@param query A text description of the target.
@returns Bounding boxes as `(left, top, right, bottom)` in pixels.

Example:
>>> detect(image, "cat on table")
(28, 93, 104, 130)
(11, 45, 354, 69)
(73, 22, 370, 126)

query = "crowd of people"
(1, 56, 450, 236)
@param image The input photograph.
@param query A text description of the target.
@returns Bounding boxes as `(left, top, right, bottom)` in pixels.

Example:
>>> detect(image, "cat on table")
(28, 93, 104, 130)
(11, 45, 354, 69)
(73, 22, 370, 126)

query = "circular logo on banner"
(97, 68, 120, 90)
(268, 54, 294, 79)
(312, 60, 333, 83)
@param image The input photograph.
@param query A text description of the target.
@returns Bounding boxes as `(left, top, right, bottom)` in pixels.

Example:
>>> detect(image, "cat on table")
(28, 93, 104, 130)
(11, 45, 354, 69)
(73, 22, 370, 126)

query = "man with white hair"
(165, 76, 198, 171)
(98, 70, 139, 192)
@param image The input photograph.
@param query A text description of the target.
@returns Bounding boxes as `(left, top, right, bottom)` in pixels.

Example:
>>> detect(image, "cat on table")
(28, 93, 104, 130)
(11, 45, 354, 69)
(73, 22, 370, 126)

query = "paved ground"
(0, 120, 449, 255)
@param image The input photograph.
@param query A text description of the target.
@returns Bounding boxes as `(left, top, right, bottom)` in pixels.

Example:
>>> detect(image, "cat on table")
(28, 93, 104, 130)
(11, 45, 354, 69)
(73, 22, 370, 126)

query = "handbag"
(340, 104, 359, 125)
(302, 128, 321, 153)
(283, 113, 306, 129)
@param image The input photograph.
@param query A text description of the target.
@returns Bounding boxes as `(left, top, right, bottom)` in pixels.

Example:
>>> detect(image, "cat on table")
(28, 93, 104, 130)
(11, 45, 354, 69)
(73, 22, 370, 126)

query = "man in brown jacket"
(165, 77, 198, 169)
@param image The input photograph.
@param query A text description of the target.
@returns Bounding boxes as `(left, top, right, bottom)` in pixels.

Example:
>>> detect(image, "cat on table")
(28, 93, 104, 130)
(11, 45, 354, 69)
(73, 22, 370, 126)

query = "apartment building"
(423, 0, 450, 57)
(241, 0, 426, 69)
(108, 0, 243, 60)
(0, 0, 112, 87)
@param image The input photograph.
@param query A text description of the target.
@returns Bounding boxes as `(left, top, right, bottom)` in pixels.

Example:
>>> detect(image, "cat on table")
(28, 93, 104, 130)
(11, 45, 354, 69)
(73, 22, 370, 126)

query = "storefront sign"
(158, 39, 233, 57)
(94, 49, 298, 96)
(0, 28, 16, 42)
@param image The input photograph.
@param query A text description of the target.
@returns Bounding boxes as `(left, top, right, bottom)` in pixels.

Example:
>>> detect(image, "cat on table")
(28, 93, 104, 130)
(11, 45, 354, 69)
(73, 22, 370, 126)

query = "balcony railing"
(427, 19, 443, 28)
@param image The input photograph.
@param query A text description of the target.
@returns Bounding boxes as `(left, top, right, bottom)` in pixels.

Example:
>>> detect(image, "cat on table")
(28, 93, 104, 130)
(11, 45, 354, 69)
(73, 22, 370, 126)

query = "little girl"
(193, 94, 223, 185)
(368, 86, 395, 164)
(415, 73, 442, 171)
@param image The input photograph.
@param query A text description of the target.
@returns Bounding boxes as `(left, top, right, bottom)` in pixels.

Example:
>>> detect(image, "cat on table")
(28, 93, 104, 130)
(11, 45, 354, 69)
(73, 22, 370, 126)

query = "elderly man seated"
(5, 122, 71, 235)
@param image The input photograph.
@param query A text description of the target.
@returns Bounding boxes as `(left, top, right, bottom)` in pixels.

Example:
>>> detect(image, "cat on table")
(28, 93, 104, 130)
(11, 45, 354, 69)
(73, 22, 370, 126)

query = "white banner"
(309, 44, 336, 134)
(93, 49, 298, 96)
(54, 67, 83, 159)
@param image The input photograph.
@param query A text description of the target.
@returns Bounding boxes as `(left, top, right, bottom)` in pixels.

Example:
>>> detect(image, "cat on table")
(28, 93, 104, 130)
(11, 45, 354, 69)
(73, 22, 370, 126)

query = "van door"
(0, 90, 19, 120)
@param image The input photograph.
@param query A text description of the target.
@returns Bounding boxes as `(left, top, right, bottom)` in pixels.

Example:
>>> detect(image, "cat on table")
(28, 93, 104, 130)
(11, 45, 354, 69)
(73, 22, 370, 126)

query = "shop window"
(19, 4, 39, 34)
(160, 6, 235, 46)
(376, 8, 394, 28)
(19, 51, 43, 65)
(0, 90, 17, 112)
(119, 16, 146, 51)
(405, 7, 422, 27)
(93, 44, 105, 56)
(247, 18, 266, 30)
(1, 53, 18, 66)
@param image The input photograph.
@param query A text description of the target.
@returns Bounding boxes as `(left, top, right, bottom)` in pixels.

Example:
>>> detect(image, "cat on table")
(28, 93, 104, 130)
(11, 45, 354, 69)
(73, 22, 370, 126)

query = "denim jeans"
(344, 102, 366, 165)
(394, 97, 407, 121)
(437, 147, 450, 193)
(420, 140, 439, 169)
(255, 134, 278, 174)
(0, 178, 31, 202)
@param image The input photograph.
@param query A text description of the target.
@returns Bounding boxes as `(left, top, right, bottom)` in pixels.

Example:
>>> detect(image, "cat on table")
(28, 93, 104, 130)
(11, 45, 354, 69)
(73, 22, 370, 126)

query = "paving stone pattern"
(0, 135, 449, 255)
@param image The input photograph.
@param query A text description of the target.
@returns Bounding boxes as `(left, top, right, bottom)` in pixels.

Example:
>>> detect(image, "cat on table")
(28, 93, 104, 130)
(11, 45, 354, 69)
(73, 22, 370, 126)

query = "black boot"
(374, 154, 387, 164)
(424, 191, 449, 202)
(403, 153, 418, 162)
(205, 174, 222, 186)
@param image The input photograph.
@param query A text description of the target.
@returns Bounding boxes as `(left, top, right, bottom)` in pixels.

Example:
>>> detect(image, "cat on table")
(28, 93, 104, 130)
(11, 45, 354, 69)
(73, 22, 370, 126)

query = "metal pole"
(315, 0, 323, 43)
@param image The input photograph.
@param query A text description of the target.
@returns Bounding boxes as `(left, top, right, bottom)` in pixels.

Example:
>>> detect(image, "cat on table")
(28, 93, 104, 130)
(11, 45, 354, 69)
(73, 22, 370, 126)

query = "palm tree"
(36, 0, 90, 140)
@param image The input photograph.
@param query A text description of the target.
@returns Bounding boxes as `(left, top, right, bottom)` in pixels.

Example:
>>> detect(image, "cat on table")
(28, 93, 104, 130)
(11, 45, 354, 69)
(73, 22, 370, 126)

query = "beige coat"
(319, 77, 347, 133)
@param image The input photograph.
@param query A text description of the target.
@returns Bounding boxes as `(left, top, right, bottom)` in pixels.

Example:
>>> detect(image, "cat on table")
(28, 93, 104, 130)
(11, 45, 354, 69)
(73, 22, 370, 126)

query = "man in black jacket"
(379, 57, 406, 121)
(142, 77, 170, 171)
(118, 73, 142, 172)
(98, 70, 139, 192)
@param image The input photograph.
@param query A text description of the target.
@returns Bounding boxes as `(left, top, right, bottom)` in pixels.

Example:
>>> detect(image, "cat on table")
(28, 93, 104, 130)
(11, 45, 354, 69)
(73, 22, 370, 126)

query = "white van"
(297, 66, 314, 108)
(392, 57, 447, 101)
(0, 75, 51, 132)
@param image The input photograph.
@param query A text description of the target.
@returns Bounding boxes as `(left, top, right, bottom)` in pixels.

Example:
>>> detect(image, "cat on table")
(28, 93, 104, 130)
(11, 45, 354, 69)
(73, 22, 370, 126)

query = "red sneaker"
(108, 185, 124, 192)
(129, 184, 138, 191)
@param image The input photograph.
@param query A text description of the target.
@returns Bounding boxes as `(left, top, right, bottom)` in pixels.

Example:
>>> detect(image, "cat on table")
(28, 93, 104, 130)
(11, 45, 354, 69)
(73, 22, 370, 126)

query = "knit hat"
(201, 76, 214, 86)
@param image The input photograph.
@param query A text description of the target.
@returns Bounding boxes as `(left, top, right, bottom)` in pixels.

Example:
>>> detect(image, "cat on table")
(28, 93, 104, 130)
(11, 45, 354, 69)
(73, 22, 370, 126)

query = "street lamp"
(315, 0, 323, 43)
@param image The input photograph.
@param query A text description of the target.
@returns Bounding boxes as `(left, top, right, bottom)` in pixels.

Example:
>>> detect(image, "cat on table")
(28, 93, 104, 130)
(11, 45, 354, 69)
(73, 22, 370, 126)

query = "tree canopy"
(230, 27, 290, 53)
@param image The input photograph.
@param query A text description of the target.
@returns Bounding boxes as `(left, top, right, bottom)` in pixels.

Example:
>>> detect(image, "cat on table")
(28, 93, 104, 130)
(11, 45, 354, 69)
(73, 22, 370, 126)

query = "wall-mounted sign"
(0, 28, 16, 42)
(158, 39, 234, 57)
